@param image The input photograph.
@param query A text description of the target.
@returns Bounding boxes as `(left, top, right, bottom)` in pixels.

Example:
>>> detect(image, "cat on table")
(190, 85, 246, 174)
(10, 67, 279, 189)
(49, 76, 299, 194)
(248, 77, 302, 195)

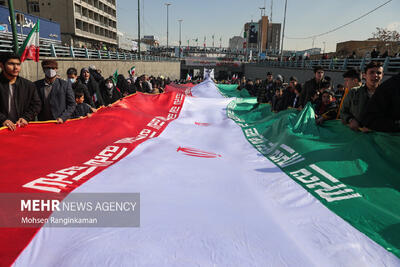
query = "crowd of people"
(0, 52, 172, 131)
(1, 51, 399, 133)
(225, 63, 399, 132)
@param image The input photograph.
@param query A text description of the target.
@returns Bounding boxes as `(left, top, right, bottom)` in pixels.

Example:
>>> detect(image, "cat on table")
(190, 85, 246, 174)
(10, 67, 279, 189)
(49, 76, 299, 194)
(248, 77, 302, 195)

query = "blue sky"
(117, 0, 400, 52)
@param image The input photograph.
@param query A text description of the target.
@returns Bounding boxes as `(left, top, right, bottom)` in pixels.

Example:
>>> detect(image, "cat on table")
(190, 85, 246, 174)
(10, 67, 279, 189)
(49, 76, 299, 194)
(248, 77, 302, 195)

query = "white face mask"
(106, 83, 113, 89)
(68, 78, 76, 84)
(44, 68, 57, 78)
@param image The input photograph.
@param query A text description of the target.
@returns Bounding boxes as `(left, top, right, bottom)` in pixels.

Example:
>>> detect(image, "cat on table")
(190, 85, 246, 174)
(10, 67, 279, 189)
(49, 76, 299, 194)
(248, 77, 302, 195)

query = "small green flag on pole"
(112, 69, 118, 85)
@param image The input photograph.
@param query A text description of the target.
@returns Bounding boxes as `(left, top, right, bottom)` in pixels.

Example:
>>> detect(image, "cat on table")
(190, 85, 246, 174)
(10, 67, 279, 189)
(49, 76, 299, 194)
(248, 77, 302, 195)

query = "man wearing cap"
(0, 52, 41, 131)
(35, 59, 76, 123)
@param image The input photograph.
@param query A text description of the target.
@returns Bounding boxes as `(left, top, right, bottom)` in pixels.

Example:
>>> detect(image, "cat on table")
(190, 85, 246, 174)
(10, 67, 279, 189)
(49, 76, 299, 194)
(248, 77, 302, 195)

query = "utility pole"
(7, 0, 19, 53)
(280, 0, 287, 61)
(138, 0, 141, 58)
(178, 19, 183, 58)
(165, 3, 171, 50)
(212, 34, 215, 48)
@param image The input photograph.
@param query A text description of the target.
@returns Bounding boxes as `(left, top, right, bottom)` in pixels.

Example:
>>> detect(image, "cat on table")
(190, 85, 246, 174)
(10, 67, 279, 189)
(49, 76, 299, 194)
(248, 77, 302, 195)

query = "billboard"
(0, 5, 61, 42)
(248, 23, 258, 44)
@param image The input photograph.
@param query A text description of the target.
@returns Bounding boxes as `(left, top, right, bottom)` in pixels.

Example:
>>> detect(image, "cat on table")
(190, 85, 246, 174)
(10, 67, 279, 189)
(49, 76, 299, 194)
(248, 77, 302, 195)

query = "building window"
(28, 1, 40, 12)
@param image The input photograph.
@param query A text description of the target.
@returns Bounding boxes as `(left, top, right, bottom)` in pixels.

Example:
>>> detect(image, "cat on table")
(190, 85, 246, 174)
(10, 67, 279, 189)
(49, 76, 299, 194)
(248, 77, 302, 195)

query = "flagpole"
(7, 0, 19, 52)
(36, 61, 39, 80)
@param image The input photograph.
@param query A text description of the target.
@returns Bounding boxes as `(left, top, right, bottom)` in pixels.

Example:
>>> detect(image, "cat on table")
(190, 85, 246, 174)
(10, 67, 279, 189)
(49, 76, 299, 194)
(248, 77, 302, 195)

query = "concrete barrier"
(18, 58, 181, 81)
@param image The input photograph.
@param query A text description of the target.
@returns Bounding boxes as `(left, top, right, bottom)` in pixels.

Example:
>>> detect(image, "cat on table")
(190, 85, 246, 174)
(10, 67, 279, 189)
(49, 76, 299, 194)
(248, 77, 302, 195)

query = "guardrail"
(253, 57, 400, 73)
(0, 40, 180, 62)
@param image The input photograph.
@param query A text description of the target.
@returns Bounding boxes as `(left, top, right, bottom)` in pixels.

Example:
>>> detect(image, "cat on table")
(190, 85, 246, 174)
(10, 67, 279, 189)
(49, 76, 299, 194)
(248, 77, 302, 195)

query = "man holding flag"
(0, 53, 41, 131)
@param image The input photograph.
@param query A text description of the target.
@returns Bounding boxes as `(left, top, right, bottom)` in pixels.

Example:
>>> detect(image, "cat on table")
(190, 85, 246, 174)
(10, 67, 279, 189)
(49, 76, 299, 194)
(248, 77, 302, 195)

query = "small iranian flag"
(186, 73, 192, 81)
(128, 66, 135, 76)
(18, 19, 40, 62)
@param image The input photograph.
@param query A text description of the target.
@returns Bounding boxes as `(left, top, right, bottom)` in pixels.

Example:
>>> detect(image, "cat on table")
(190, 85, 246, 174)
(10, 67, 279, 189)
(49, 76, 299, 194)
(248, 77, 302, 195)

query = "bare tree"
(372, 27, 400, 42)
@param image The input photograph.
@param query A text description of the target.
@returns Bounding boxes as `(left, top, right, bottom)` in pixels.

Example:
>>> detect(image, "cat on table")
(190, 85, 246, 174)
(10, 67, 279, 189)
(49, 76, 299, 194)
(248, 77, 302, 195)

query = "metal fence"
(253, 57, 400, 73)
(0, 38, 179, 62)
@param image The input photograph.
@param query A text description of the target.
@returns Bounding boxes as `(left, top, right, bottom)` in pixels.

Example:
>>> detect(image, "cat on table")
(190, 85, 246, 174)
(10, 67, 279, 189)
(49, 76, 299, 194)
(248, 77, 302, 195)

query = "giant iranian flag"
(1, 79, 400, 266)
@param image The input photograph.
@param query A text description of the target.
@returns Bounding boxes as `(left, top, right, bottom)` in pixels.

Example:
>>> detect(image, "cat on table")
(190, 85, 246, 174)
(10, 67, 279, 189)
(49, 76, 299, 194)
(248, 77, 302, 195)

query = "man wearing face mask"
(35, 60, 76, 123)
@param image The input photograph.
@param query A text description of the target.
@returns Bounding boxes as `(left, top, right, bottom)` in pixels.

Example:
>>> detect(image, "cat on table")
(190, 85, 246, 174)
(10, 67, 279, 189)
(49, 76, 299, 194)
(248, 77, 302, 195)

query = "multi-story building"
(258, 16, 268, 53)
(243, 17, 281, 55)
(244, 21, 259, 53)
(1, 0, 117, 48)
(267, 23, 281, 54)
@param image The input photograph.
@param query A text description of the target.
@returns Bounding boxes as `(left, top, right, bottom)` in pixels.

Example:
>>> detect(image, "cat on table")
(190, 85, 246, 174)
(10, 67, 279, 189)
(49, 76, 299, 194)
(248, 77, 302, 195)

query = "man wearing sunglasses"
(340, 61, 384, 131)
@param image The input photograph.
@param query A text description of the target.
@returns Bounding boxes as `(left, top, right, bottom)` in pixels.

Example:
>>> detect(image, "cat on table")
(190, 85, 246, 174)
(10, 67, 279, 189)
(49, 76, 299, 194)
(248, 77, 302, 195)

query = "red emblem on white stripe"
(195, 122, 211, 126)
(177, 147, 222, 158)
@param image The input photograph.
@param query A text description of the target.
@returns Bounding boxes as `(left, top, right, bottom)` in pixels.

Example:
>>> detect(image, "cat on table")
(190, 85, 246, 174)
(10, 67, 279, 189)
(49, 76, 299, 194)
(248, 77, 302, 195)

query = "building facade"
(258, 16, 268, 52)
(2, 0, 117, 48)
(266, 23, 281, 54)
(336, 40, 399, 58)
(0, 5, 61, 44)
(244, 17, 281, 55)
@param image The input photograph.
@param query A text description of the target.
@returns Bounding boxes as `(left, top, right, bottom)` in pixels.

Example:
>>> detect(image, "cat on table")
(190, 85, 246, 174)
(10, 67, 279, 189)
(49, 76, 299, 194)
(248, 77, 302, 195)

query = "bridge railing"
(255, 57, 400, 73)
(0, 39, 179, 62)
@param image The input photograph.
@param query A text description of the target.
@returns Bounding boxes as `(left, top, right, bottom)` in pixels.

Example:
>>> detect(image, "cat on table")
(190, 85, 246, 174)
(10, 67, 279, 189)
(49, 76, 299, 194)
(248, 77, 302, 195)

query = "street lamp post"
(178, 19, 183, 58)
(165, 3, 171, 51)
(138, 0, 141, 58)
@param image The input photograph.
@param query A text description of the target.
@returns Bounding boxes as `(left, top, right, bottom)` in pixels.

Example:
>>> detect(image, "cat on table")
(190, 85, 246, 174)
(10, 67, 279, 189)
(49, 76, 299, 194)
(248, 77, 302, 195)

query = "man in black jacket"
(257, 72, 274, 103)
(35, 60, 76, 123)
(282, 76, 302, 109)
(0, 53, 41, 131)
(362, 74, 400, 132)
(298, 66, 325, 109)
